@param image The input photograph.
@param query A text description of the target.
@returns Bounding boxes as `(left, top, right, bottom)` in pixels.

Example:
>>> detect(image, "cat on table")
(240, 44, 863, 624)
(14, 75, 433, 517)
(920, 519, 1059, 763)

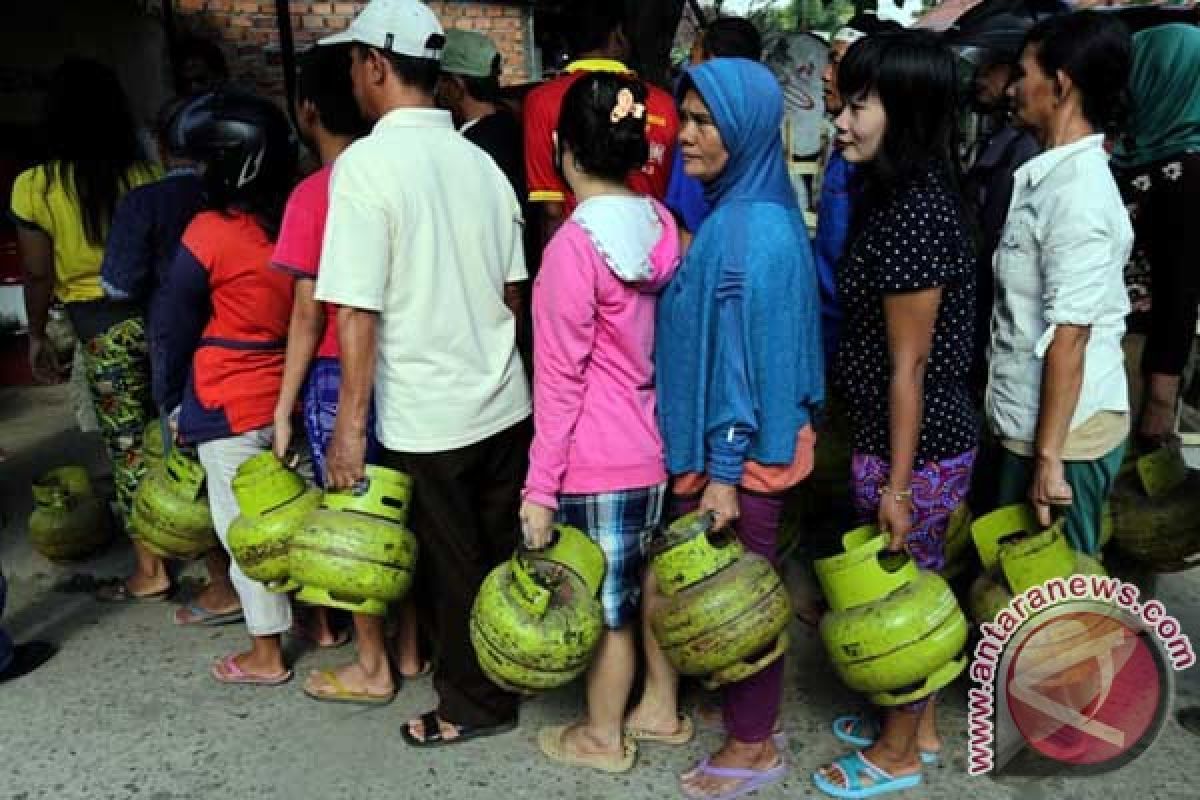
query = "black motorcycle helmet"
(167, 90, 297, 210)
(943, 0, 1068, 65)
(943, 0, 1069, 113)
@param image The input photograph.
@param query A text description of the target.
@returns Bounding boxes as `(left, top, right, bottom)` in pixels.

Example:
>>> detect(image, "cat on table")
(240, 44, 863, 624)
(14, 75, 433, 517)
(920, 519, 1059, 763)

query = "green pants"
(994, 441, 1127, 555)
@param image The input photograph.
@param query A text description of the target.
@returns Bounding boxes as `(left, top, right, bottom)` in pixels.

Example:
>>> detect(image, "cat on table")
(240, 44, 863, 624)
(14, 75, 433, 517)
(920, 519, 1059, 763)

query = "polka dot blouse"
(834, 162, 980, 465)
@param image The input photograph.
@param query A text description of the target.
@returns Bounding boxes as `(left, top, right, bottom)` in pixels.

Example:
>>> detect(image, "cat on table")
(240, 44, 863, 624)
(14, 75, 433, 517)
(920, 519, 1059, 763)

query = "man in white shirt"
(987, 12, 1133, 555)
(315, 0, 531, 746)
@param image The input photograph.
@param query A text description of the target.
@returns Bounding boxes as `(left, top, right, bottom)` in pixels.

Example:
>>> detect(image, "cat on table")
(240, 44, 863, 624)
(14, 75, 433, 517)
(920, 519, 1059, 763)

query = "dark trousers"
(0, 567, 13, 672)
(379, 416, 532, 727)
(1118, 151, 1200, 376)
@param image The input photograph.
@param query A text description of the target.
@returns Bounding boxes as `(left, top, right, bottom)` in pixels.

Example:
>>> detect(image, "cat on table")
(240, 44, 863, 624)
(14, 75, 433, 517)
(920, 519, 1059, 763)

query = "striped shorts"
(556, 483, 667, 629)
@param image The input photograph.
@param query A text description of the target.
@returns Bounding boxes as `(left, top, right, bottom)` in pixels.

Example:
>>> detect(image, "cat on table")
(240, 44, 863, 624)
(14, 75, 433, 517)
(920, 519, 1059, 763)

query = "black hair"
(557, 72, 649, 184)
(41, 58, 146, 247)
(839, 30, 969, 234)
(702, 16, 763, 61)
(1022, 10, 1131, 134)
(462, 72, 502, 104)
(175, 34, 230, 94)
(296, 45, 370, 137)
(841, 12, 904, 38)
(355, 44, 441, 94)
(566, 1, 624, 58)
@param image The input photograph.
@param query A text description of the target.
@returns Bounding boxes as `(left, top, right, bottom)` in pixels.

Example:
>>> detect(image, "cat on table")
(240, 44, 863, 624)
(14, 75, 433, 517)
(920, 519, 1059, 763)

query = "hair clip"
(611, 87, 646, 124)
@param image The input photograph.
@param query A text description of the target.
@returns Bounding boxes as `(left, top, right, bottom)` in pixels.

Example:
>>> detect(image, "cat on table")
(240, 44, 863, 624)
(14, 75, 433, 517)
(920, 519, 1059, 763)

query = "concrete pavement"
(3, 383, 1199, 800)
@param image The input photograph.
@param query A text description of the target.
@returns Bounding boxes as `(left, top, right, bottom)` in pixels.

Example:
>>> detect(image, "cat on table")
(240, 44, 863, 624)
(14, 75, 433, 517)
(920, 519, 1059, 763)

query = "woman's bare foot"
(558, 719, 626, 757)
(815, 743, 921, 792)
(304, 659, 394, 699)
(124, 573, 169, 597)
(680, 737, 780, 798)
(192, 582, 240, 616)
(406, 714, 462, 743)
(834, 713, 941, 756)
(97, 571, 170, 601)
(223, 649, 287, 679)
(625, 700, 687, 739)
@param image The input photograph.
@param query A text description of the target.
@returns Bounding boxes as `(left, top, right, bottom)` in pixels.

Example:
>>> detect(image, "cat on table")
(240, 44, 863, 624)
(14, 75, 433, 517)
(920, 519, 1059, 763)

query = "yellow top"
(10, 161, 162, 302)
(564, 59, 628, 74)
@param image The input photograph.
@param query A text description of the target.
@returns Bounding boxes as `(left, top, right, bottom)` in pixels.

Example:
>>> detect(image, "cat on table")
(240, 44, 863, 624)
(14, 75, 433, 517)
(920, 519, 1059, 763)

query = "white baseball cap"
(319, 0, 446, 60)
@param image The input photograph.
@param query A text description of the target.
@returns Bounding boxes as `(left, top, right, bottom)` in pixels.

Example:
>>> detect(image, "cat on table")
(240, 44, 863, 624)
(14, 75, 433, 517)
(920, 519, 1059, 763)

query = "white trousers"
(198, 426, 292, 637)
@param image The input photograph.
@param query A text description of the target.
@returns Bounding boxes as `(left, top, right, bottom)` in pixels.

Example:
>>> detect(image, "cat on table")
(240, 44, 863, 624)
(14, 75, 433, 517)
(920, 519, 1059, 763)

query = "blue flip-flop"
(832, 714, 940, 766)
(812, 751, 922, 799)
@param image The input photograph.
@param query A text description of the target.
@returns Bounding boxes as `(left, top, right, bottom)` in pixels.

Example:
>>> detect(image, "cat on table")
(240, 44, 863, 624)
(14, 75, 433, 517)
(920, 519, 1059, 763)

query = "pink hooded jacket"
(523, 196, 681, 507)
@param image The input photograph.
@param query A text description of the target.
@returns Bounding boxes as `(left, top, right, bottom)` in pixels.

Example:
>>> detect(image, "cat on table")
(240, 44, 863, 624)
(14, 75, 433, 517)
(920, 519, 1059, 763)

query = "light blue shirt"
(986, 134, 1133, 444)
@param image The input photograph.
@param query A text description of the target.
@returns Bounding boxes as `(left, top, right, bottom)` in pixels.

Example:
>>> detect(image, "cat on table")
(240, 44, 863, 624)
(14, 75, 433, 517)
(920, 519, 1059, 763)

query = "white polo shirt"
(315, 107, 531, 453)
(986, 134, 1133, 446)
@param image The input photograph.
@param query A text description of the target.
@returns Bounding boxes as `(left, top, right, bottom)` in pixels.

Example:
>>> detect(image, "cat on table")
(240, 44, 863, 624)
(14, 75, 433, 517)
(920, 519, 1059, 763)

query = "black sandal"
(0, 642, 57, 683)
(95, 579, 171, 603)
(401, 710, 518, 748)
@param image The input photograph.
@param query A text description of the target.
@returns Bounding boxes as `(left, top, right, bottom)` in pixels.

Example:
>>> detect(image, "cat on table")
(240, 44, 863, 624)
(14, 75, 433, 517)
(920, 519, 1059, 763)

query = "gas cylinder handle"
(507, 554, 552, 618)
(32, 482, 74, 510)
(698, 510, 744, 550)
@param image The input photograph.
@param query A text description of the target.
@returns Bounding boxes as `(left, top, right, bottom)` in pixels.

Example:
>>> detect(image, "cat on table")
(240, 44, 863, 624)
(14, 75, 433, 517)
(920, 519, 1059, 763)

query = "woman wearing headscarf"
(1112, 24, 1200, 451)
(623, 57, 823, 800)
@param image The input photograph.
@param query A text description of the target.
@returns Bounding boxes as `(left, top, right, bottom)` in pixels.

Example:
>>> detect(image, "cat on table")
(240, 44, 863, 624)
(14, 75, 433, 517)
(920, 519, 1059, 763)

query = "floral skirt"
(851, 448, 976, 572)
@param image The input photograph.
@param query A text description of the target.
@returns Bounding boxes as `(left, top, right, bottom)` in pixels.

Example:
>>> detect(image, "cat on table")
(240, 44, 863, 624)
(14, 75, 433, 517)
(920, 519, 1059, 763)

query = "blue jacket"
(813, 149, 855, 364)
(99, 167, 205, 408)
(656, 59, 824, 485)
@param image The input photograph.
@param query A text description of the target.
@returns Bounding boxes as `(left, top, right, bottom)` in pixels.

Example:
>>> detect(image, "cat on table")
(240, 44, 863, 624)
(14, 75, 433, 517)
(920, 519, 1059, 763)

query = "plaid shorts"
(556, 483, 667, 629)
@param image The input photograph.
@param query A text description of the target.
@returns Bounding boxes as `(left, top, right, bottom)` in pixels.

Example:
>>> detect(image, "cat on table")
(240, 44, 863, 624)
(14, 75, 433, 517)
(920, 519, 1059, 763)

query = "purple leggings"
(673, 490, 785, 744)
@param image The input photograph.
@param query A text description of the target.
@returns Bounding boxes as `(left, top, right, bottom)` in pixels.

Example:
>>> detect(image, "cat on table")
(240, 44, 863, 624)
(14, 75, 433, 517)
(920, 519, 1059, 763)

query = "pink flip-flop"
(681, 757, 787, 800)
(210, 654, 292, 686)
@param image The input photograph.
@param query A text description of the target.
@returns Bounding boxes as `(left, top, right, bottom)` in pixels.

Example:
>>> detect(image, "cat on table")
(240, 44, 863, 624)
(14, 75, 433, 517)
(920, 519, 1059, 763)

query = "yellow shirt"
(10, 161, 161, 302)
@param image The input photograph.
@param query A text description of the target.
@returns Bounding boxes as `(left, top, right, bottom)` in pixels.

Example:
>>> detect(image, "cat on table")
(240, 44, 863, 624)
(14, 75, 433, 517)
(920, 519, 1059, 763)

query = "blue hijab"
(686, 59, 799, 210)
(657, 58, 824, 482)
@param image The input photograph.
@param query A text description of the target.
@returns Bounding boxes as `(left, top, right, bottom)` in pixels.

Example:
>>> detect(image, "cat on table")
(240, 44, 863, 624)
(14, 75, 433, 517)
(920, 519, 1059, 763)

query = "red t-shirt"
(183, 211, 292, 437)
(272, 165, 339, 358)
(523, 59, 679, 210)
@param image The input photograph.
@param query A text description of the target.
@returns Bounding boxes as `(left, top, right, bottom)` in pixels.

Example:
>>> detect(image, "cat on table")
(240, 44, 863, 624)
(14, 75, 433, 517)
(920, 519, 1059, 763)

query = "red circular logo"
(1005, 610, 1163, 767)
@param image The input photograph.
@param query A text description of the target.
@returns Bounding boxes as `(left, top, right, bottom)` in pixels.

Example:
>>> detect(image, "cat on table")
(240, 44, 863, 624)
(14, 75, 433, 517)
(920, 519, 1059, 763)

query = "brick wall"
(174, 1, 534, 99)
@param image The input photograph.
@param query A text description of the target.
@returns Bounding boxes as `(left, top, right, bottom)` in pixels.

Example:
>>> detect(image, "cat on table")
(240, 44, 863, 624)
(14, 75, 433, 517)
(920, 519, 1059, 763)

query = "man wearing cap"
(949, 11, 1041, 400)
(315, 0, 532, 747)
(522, 0, 679, 249)
(437, 29, 526, 202)
(437, 29, 532, 366)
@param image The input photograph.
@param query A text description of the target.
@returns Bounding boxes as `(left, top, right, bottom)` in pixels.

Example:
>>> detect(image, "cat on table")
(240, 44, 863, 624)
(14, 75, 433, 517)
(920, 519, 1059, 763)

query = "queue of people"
(7, 0, 1200, 797)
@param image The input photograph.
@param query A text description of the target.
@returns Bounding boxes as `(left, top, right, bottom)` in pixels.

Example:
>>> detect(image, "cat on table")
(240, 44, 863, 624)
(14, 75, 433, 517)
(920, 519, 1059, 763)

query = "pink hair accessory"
(611, 88, 646, 124)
